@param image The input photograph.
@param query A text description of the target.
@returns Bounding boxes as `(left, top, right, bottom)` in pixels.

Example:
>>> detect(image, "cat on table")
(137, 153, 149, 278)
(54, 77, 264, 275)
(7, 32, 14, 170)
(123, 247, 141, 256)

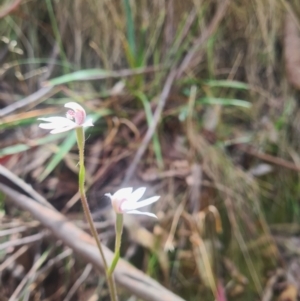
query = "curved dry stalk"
(123, 68, 177, 183)
(176, 0, 230, 78)
(0, 183, 186, 301)
(63, 264, 93, 301)
(0, 232, 46, 251)
(0, 87, 56, 117)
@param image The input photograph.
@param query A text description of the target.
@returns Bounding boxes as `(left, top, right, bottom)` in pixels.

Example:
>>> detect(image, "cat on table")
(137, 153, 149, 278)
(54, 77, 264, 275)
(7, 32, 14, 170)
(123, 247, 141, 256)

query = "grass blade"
(123, 0, 136, 56)
(198, 97, 251, 108)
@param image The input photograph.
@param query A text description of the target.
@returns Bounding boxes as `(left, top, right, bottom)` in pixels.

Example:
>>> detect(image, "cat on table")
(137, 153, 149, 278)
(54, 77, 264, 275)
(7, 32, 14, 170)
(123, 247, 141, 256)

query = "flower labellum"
(105, 187, 160, 218)
(38, 102, 93, 134)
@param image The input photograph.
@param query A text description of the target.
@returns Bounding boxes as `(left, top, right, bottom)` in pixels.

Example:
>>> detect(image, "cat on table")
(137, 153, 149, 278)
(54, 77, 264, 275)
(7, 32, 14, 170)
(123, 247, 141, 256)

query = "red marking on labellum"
(66, 109, 85, 125)
(74, 110, 85, 125)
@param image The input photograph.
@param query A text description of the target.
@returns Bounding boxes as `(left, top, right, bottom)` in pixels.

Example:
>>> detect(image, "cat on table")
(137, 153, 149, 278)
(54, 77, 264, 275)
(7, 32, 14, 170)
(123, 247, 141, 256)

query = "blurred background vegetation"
(1, 0, 300, 300)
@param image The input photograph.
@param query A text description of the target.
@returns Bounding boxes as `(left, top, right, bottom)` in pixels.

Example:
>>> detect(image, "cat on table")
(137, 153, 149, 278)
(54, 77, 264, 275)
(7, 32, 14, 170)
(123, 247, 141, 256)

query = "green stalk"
(75, 127, 118, 301)
(108, 213, 123, 275)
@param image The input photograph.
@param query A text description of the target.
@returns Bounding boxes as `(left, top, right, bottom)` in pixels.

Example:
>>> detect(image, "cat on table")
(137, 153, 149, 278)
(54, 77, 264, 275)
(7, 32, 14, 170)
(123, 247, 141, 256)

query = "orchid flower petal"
(126, 210, 158, 218)
(129, 187, 146, 203)
(113, 187, 133, 200)
(50, 126, 77, 134)
(38, 116, 77, 133)
(64, 102, 85, 111)
(64, 102, 86, 125)
(38, 123, 60, 130)
(38, 102, 93, 134)
(106, 187, 160, 218)
(82, 118, 94, 127)
(121, 196, 160, 211)
(38, 117, 76, 126)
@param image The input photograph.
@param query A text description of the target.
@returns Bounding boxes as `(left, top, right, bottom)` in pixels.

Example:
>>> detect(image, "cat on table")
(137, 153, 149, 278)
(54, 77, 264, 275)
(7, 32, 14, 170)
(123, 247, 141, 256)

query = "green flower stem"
(108, 213, 123, 275)
(75, 127, 118, 301)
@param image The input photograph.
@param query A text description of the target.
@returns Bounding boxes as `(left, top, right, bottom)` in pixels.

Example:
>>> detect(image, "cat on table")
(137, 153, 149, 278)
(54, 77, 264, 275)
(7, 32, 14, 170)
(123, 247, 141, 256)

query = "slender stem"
(108, 213, 123, 275)
(75, 127, 118, 301)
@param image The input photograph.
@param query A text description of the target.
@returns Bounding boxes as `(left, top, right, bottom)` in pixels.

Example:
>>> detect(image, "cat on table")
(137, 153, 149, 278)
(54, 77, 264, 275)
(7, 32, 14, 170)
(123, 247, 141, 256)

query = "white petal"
(129, 187, 146, 203)
(38, 117, 76, 126)
(39, 123, 59, 129)
(126, 210, 158, 218)
(64, 102, 85, 111)
(121, 196, 160, 211)
(112, 187, 133, 200)
(49, 125, 77, 134)
(82, 118, 94, 127)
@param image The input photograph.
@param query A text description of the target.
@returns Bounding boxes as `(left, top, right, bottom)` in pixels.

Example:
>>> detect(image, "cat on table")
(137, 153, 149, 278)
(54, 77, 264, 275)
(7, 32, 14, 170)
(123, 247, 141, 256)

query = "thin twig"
(123, 68, 177, 183)
(0, 245, 28, 272)
(26, 249, 73, 298)
(0, 226, 28, 237)
(176, 0, 230, 78)
(0, 86, 56, 117)
(63, 264, 93, 301)
(35, 248, 73, 280)
(0, 164, 55, 210)
(0, 232, 45, 251)
(9, 245, 52, 301)
(242, 147, 300, 172)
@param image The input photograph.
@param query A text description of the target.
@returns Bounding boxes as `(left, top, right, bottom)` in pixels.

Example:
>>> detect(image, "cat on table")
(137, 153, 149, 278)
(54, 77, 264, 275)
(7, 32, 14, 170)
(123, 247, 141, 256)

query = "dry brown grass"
(1, 0, 300, 300)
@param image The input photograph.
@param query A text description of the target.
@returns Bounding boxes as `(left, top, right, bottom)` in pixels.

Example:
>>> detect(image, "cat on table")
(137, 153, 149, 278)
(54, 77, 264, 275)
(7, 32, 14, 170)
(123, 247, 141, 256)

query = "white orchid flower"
(105, 187, 160, 218)
(38, 102, 93, 134)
